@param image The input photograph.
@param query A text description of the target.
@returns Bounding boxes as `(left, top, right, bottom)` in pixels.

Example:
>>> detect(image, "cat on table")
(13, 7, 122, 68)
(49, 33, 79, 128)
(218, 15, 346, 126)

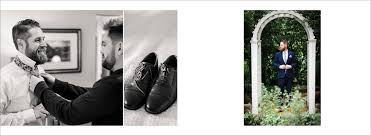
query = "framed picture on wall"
(41, 29, 82, 74)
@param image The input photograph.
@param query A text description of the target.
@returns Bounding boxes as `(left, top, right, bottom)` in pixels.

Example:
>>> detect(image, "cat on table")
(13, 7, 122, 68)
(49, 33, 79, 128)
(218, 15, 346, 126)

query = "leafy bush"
(301, 112, 321, 126)
(244, 112, 261, 125)
(244, 85, 320, 126)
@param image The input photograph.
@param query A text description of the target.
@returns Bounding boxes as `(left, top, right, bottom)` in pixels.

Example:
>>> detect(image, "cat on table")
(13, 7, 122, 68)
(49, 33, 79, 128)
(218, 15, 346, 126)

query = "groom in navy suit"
(273, 39, 297, 95)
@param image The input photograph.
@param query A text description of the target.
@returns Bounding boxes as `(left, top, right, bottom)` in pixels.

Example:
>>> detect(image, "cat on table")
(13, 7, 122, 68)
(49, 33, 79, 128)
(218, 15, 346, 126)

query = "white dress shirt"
(0, 52, 46, 126)
(283, 50, 288, 64)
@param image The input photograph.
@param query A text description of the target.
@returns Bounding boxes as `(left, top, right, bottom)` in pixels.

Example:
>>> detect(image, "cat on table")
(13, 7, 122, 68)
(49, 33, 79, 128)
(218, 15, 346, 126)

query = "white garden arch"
(250, 10, 317, 114)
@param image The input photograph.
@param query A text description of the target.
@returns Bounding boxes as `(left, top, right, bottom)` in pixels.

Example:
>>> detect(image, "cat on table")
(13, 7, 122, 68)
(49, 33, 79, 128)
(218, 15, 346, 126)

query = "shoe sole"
(145, 96, 177, 114)
(124, 104, 143, 110)
(124, 100, 145, 110)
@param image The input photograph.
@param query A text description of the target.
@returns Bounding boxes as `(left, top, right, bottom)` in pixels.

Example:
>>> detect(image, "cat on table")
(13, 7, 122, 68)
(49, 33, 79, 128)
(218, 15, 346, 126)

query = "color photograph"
(244, 10, 321, 126)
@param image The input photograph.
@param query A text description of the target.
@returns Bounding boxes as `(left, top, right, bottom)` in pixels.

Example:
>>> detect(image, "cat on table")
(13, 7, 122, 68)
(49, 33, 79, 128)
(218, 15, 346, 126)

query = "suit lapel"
(287, 51, 292, 64)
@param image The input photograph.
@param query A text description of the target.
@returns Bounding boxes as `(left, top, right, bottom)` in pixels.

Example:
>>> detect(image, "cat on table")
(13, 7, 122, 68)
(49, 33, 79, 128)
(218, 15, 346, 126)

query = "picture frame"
(41, 29, 82, 74)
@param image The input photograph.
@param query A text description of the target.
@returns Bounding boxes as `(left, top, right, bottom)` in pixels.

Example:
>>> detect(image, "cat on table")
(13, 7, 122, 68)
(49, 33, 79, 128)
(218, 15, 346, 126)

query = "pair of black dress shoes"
(124, 52, 177, 114)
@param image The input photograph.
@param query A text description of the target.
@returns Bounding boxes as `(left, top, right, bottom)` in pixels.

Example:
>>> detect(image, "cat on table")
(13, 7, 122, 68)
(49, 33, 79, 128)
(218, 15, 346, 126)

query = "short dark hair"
(12, 19, 41, 50)
(280, 39, 288, 45)
(103, 18, 123, 44)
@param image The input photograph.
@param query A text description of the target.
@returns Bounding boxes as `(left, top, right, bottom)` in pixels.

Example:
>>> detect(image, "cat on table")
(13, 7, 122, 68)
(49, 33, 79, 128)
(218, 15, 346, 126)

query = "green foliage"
(244, 11, 321, 104)
(244, 85, 321, 126)
(259, 85, 284, 125)
(244, 11, 268, 104)
(244, 60, 251, 104)
(301, 112, 321, 125)
(289, 87, 306, 115)
(244, 112, 261, 125)
(261, 17, 308, 86)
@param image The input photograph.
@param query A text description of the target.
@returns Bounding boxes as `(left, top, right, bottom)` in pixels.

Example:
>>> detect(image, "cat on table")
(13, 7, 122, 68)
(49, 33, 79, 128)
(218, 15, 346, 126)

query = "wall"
(1, 10, 122, 87)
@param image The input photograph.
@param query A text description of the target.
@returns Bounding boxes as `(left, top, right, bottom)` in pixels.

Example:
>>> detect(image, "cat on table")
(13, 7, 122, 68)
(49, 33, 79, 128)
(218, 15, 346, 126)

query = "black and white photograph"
(0, 10, 123, 126)
(124, 10, 177, 126)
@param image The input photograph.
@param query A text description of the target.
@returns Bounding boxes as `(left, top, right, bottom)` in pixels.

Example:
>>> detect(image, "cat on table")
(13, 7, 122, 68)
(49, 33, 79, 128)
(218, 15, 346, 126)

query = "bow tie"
(13, 56, 40, 77)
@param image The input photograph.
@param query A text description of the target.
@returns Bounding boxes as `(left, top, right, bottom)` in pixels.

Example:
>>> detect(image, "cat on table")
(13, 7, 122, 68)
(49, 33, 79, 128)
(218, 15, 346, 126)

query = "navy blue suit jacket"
(273, 50, 297, 79)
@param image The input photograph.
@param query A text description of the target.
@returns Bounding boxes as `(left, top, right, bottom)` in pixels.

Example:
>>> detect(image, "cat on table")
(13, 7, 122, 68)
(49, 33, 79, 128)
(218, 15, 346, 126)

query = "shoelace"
(134, 63, 152, 81)
(157, 64, 170, 85)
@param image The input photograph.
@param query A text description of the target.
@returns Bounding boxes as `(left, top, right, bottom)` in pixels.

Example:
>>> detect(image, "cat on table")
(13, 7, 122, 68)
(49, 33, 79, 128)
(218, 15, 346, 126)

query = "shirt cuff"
(22, 109, 36, 124)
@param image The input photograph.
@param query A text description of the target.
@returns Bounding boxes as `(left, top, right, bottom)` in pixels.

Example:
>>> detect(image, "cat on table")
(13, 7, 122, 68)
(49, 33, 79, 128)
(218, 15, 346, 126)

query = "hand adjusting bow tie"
(13, 56, 40, 77)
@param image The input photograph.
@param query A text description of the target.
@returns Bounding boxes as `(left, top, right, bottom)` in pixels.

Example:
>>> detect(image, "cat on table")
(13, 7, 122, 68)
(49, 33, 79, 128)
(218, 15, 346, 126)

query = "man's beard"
(279, 46, 287, 51)
(26, 42, 48, 65)
(102, 54, 116, 71)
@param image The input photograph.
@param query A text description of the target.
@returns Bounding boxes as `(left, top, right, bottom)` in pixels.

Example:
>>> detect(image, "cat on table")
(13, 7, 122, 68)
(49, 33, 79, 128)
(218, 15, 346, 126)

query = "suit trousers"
(278, 76, 293, 95)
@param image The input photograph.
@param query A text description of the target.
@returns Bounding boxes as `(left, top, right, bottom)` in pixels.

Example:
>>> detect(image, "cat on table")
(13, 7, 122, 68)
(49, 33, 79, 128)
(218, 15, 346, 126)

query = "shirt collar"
(283, 50, 288, 54)
(16, 51, 37, 67)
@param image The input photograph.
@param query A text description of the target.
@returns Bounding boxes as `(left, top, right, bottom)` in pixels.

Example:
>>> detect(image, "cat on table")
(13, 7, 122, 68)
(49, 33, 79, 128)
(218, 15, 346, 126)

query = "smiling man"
(28, 18, 123, 125)
(0, 19, 50, 126)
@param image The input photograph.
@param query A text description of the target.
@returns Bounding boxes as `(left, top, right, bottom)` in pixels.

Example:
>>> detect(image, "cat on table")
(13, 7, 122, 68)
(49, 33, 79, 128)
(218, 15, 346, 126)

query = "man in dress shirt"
(29, 18, 123, 125)
(1, 19, 50, 125)
(273, 39, 297, 96)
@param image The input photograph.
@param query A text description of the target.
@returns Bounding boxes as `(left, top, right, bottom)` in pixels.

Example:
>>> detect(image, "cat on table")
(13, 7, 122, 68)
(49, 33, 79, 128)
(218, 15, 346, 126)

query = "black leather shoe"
(145, 55, 177, 114)
(125, 52, 159, 110)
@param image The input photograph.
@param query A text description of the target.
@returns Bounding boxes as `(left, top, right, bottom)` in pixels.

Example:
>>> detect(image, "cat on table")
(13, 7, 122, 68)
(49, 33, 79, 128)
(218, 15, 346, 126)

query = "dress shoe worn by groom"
(28, 18, 123, 125)
(273, 39, 297, 95)
(1, 19, 50, 126)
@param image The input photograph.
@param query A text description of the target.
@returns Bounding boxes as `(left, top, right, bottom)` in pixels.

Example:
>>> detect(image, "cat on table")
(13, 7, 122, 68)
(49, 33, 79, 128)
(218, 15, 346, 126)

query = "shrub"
(244, 85, 320, 126)
(244, 112, 261, 125)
